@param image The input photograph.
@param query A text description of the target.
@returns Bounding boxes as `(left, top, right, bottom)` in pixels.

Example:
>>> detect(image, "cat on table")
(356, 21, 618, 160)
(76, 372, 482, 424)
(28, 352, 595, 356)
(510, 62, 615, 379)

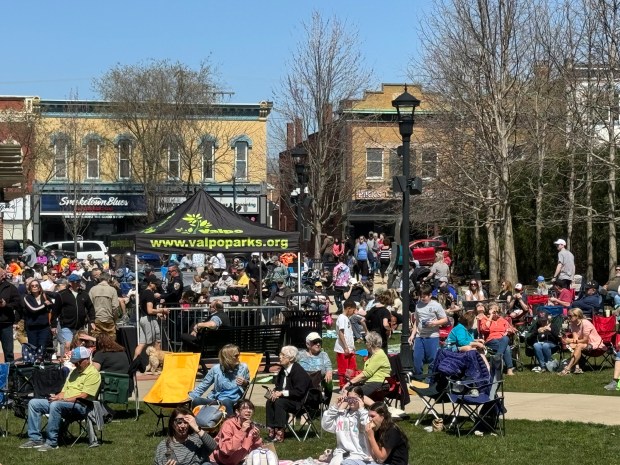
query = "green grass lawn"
(4, 404, 620, 465)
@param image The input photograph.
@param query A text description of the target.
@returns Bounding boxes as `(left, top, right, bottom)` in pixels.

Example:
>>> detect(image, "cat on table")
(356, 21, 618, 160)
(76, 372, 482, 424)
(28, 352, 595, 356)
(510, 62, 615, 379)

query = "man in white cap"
(20, 346, 101, 451)
(508, 283, 529, 320)
(553, 239, 575, 289)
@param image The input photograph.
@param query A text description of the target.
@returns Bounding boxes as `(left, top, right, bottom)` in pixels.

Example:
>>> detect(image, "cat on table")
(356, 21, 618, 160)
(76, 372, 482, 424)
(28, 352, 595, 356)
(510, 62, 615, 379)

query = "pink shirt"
(483, 316, 511, 341)
(570, 319, 604, 349)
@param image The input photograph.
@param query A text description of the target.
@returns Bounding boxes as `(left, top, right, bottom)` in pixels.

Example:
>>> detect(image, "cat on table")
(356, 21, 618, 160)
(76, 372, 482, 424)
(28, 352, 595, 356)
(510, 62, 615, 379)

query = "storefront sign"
(157, 196, 259, 214)
(354, 188, 397, 200)
(41, 194, 146, 216)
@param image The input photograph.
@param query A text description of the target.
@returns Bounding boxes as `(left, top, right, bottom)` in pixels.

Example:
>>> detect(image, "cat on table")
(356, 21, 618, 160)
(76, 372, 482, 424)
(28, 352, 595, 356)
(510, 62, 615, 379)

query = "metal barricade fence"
(158, 305, 288, 352)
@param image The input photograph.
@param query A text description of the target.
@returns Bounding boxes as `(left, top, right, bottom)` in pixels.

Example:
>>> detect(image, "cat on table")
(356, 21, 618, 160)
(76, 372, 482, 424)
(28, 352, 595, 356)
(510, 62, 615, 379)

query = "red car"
(409, 239, 450, 266)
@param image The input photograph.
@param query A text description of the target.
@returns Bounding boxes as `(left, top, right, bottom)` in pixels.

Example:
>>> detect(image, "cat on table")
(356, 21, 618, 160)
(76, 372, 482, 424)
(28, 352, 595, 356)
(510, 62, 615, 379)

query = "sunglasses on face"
(310, 340, 322, 345)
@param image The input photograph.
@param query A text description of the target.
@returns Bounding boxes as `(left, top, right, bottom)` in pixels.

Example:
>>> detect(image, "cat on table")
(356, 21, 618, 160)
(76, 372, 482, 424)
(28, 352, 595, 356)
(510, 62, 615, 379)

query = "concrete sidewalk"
(135, 376, 620, 426)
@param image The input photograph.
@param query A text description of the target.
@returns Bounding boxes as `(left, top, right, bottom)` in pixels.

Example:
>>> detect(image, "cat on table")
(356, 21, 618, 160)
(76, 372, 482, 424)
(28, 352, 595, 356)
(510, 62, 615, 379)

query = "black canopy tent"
(108, 189, 299, 255)
(108, 189, 300, 346)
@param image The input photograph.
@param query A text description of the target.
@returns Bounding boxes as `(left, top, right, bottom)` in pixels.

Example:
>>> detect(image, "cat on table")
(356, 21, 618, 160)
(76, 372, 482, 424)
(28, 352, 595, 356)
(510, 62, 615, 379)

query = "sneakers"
(37, 443, 59, 451)
(19, 440, 44, 449)
(604, 380, 618, 391)
(573, 367, 584, 374)
(531, 366, 543, 373)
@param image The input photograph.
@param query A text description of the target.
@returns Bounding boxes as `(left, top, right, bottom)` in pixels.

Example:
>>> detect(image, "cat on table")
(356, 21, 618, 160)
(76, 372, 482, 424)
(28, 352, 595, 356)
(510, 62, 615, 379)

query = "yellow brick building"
(32, 99, 272, 242)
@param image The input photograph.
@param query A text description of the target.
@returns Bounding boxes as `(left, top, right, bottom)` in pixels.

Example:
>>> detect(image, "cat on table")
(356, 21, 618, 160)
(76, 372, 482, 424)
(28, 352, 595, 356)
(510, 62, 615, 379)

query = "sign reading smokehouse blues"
(41, 194, 146, 216)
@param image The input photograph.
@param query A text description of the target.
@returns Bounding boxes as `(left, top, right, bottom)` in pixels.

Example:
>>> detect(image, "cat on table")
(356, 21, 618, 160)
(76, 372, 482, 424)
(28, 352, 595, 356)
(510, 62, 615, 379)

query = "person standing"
(408, 284, 448, 376)
(89, 272, 120, 339)
(553, 239, 575, 289)
(0, 269, 21, 362)
(334, 300, 357, 390)
(51, 274, 95, 356)
(22, 279, 54, 356)
(22, 240, 37, 268)
(134, 275, 168, 360)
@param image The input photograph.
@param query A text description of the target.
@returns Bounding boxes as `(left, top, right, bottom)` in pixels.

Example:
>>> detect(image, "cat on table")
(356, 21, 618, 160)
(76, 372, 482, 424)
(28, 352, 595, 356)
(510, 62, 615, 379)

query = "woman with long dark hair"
(22, 279, 53, 354)
(92, 333, 130, 373)
(342, 402, 408, 465)
(154, 407, 217, 465)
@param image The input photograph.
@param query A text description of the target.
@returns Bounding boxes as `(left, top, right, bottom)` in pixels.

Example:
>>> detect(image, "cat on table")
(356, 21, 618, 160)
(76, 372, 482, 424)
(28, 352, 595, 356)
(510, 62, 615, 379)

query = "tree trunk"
(608, 121, 617, 280)
(502, 208, 518, 291)
(486, 209, 500, 297)
(586, 149, 593, 280)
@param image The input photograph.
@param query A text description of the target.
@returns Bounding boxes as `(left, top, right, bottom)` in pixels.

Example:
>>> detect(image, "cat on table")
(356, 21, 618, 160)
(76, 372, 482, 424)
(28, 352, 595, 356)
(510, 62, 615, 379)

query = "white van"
(43, 240, 108, 261)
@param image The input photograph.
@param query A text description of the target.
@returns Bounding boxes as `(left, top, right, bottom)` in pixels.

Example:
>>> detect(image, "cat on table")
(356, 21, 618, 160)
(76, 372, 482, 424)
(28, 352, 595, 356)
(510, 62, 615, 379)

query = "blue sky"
(2, 1, 431, 103)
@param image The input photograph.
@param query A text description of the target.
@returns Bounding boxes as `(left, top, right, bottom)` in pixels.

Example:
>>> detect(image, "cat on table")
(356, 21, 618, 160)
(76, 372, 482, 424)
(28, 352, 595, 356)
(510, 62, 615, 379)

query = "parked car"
(409, 238, 450, 266)
(3, 240, 23, 264)
(42, 240, 107, 261)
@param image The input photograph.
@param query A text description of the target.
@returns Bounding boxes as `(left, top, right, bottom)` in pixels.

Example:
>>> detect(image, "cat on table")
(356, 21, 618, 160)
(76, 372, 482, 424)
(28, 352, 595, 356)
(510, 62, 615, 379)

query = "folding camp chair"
(143, 352, 200, 434)
(368, 354, 410, 411)
(100, 371, 139, 419)
(0, 363, 9, 436)
(239, 352, 263, 398)
(286, 387, 323, 441)
(447, 352, 505, 437)
(582, 315, 617, 371)
(410, 349, 453, 426)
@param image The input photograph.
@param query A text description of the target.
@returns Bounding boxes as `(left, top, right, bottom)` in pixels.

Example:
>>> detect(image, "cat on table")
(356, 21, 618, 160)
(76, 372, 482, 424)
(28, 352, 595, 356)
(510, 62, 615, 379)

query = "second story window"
(118, 139, 132, 179)
(420, 149, 438, 179)
(52, 135, 69, 179)
(366, 148, 383, 180)
(201, 139, 215, 181)
(234, 141, 248, 180)
(166, 142, 180, 180)
(86, 139, 100, 179)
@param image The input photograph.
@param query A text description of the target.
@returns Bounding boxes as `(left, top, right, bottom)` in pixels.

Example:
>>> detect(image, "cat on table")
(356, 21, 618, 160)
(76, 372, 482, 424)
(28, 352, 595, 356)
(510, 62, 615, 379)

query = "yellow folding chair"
(239, 352, 263, 399)
(144, 352, 200, 434)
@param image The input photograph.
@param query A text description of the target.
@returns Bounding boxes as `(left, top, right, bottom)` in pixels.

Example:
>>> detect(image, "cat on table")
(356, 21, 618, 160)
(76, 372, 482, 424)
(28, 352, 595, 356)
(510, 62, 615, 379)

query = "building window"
(201, 140, 215, 180)
(86, 139, 100, 179)
(366, 148, 383, 179)
(420, 149, 438, 179)
(118, 139, 132, 179)
(166, 142, 181, 180)
(52, 135, 69, 179)
(234, 141, 248, 180)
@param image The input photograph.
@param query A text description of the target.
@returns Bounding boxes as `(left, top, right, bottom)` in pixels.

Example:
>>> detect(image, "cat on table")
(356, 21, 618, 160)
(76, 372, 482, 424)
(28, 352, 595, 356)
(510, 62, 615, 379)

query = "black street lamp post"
(291, 146, 308, 297)
(392, 86, 421, 373)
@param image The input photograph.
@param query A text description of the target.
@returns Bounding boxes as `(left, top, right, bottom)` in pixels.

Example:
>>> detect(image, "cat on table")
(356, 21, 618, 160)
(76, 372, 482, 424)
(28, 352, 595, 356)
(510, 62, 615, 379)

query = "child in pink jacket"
(212, 399, 263, 465)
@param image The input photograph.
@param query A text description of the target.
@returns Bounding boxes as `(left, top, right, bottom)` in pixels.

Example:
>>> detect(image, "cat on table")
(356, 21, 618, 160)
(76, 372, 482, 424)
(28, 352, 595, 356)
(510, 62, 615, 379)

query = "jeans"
(191, 396, 235, 416)
(0, 323, 14, 362)
(28, 398, 88, 446)
(26, 326, 51, 353)
(486, 336, 514, 369)
(350, 314, 365, 340)
(610, 291, 620, 308)
(413, 337, 440, 376)
(533, 341, 557, 368)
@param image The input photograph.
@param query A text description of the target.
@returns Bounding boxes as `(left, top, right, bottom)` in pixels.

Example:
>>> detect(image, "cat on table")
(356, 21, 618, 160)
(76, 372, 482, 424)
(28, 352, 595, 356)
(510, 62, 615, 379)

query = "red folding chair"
(582, 315, 617, 371)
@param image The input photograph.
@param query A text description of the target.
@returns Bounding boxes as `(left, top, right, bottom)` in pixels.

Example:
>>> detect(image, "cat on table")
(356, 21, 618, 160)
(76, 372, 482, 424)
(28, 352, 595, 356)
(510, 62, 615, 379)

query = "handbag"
(193, 404, 226, 430)
(21, 343, 44, 364)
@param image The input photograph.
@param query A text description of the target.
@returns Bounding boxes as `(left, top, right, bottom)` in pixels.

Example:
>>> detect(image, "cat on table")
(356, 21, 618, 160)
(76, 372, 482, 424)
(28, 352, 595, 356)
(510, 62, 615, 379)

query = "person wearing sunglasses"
(559, 308, 604, 376)
(154, 407, 217, 465)
(464, 280, 485, 301)
(22, 279, 54, 356)
(602, 267, 620, 310)
(298, 332, 334, 404)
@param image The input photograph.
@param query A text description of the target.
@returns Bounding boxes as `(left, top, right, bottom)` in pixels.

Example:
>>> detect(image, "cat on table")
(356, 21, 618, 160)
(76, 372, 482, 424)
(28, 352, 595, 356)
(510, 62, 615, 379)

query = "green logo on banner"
(176, 214, 213, 235)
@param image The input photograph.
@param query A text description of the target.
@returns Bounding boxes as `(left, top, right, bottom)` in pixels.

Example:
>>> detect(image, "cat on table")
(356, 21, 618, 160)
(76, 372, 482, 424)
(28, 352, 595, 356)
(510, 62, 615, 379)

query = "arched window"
(199, 135, 218, 181)
(50, 133, 69, 179)
(114, 134, 133, 180)
(230, 135, 252, 181)
(83, 134, 103, 180)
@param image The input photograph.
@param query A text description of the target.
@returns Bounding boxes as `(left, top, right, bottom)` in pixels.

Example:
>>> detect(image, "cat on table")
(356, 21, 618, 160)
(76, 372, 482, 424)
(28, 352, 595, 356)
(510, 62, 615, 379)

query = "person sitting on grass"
(212, 399, 263, 465)
(559, 308, 605, 376)
(342, 402, 408, 465)
(343, 332, 391, 407)
(154, 407, 217, 465)
(321, 386, 371, 465)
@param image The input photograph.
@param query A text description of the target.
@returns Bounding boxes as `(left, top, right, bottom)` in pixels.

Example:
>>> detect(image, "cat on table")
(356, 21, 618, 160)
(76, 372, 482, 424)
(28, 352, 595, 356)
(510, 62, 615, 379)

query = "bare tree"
(416, 0, 537, 292)
(93, 60, 219, 221)
(275, 11, 373, 255)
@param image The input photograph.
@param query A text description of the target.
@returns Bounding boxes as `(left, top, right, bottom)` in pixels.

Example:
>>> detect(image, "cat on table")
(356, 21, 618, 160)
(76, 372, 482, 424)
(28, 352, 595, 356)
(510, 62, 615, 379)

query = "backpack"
(244, 448, 279, 465)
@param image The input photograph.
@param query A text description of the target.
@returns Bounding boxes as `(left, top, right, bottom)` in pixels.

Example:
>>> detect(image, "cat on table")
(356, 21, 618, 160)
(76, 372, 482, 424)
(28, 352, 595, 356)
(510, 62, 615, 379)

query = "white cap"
(439, 277, 449, 283)
(349, 277, 358, 285)
(514, 283, 523, 290)
(251, 252, 260, 257)
(554, 239, 566, 246)
(222, 271, 229, 276)
(305, 332, 322, 343)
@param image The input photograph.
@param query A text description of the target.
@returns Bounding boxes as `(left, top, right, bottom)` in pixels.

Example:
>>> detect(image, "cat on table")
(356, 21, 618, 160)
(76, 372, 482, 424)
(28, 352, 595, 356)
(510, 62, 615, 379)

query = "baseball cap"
(554, 239, 566, 246)
(514, 283, 523, 290)
(54, 278, 68, 285)
(349, 277, 358, 285)
(222, 271, 229, 276)
(146, 275, 161, 285)
(439, 277, 449, 283)
(585, 280, 598, 290)
(305, 332, 322, 343)
(314, 281, 323, 287)
(251, 252, 260, 257)
(68, 274, 82, 283)
(69, 346, 91, 363)
(537, 276, 545, 282)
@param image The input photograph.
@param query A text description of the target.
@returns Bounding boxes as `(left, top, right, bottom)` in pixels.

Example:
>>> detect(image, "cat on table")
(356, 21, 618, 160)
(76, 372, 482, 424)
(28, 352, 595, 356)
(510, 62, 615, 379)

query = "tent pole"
(297, 252, 301, 310)
(135, 252, 140, 345)
(259, 256, 263, 307)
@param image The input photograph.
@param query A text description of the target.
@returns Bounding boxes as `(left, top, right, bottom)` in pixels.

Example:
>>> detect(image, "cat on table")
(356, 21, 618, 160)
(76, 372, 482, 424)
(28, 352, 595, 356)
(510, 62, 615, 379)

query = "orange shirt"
(7, 262, 22, 275)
